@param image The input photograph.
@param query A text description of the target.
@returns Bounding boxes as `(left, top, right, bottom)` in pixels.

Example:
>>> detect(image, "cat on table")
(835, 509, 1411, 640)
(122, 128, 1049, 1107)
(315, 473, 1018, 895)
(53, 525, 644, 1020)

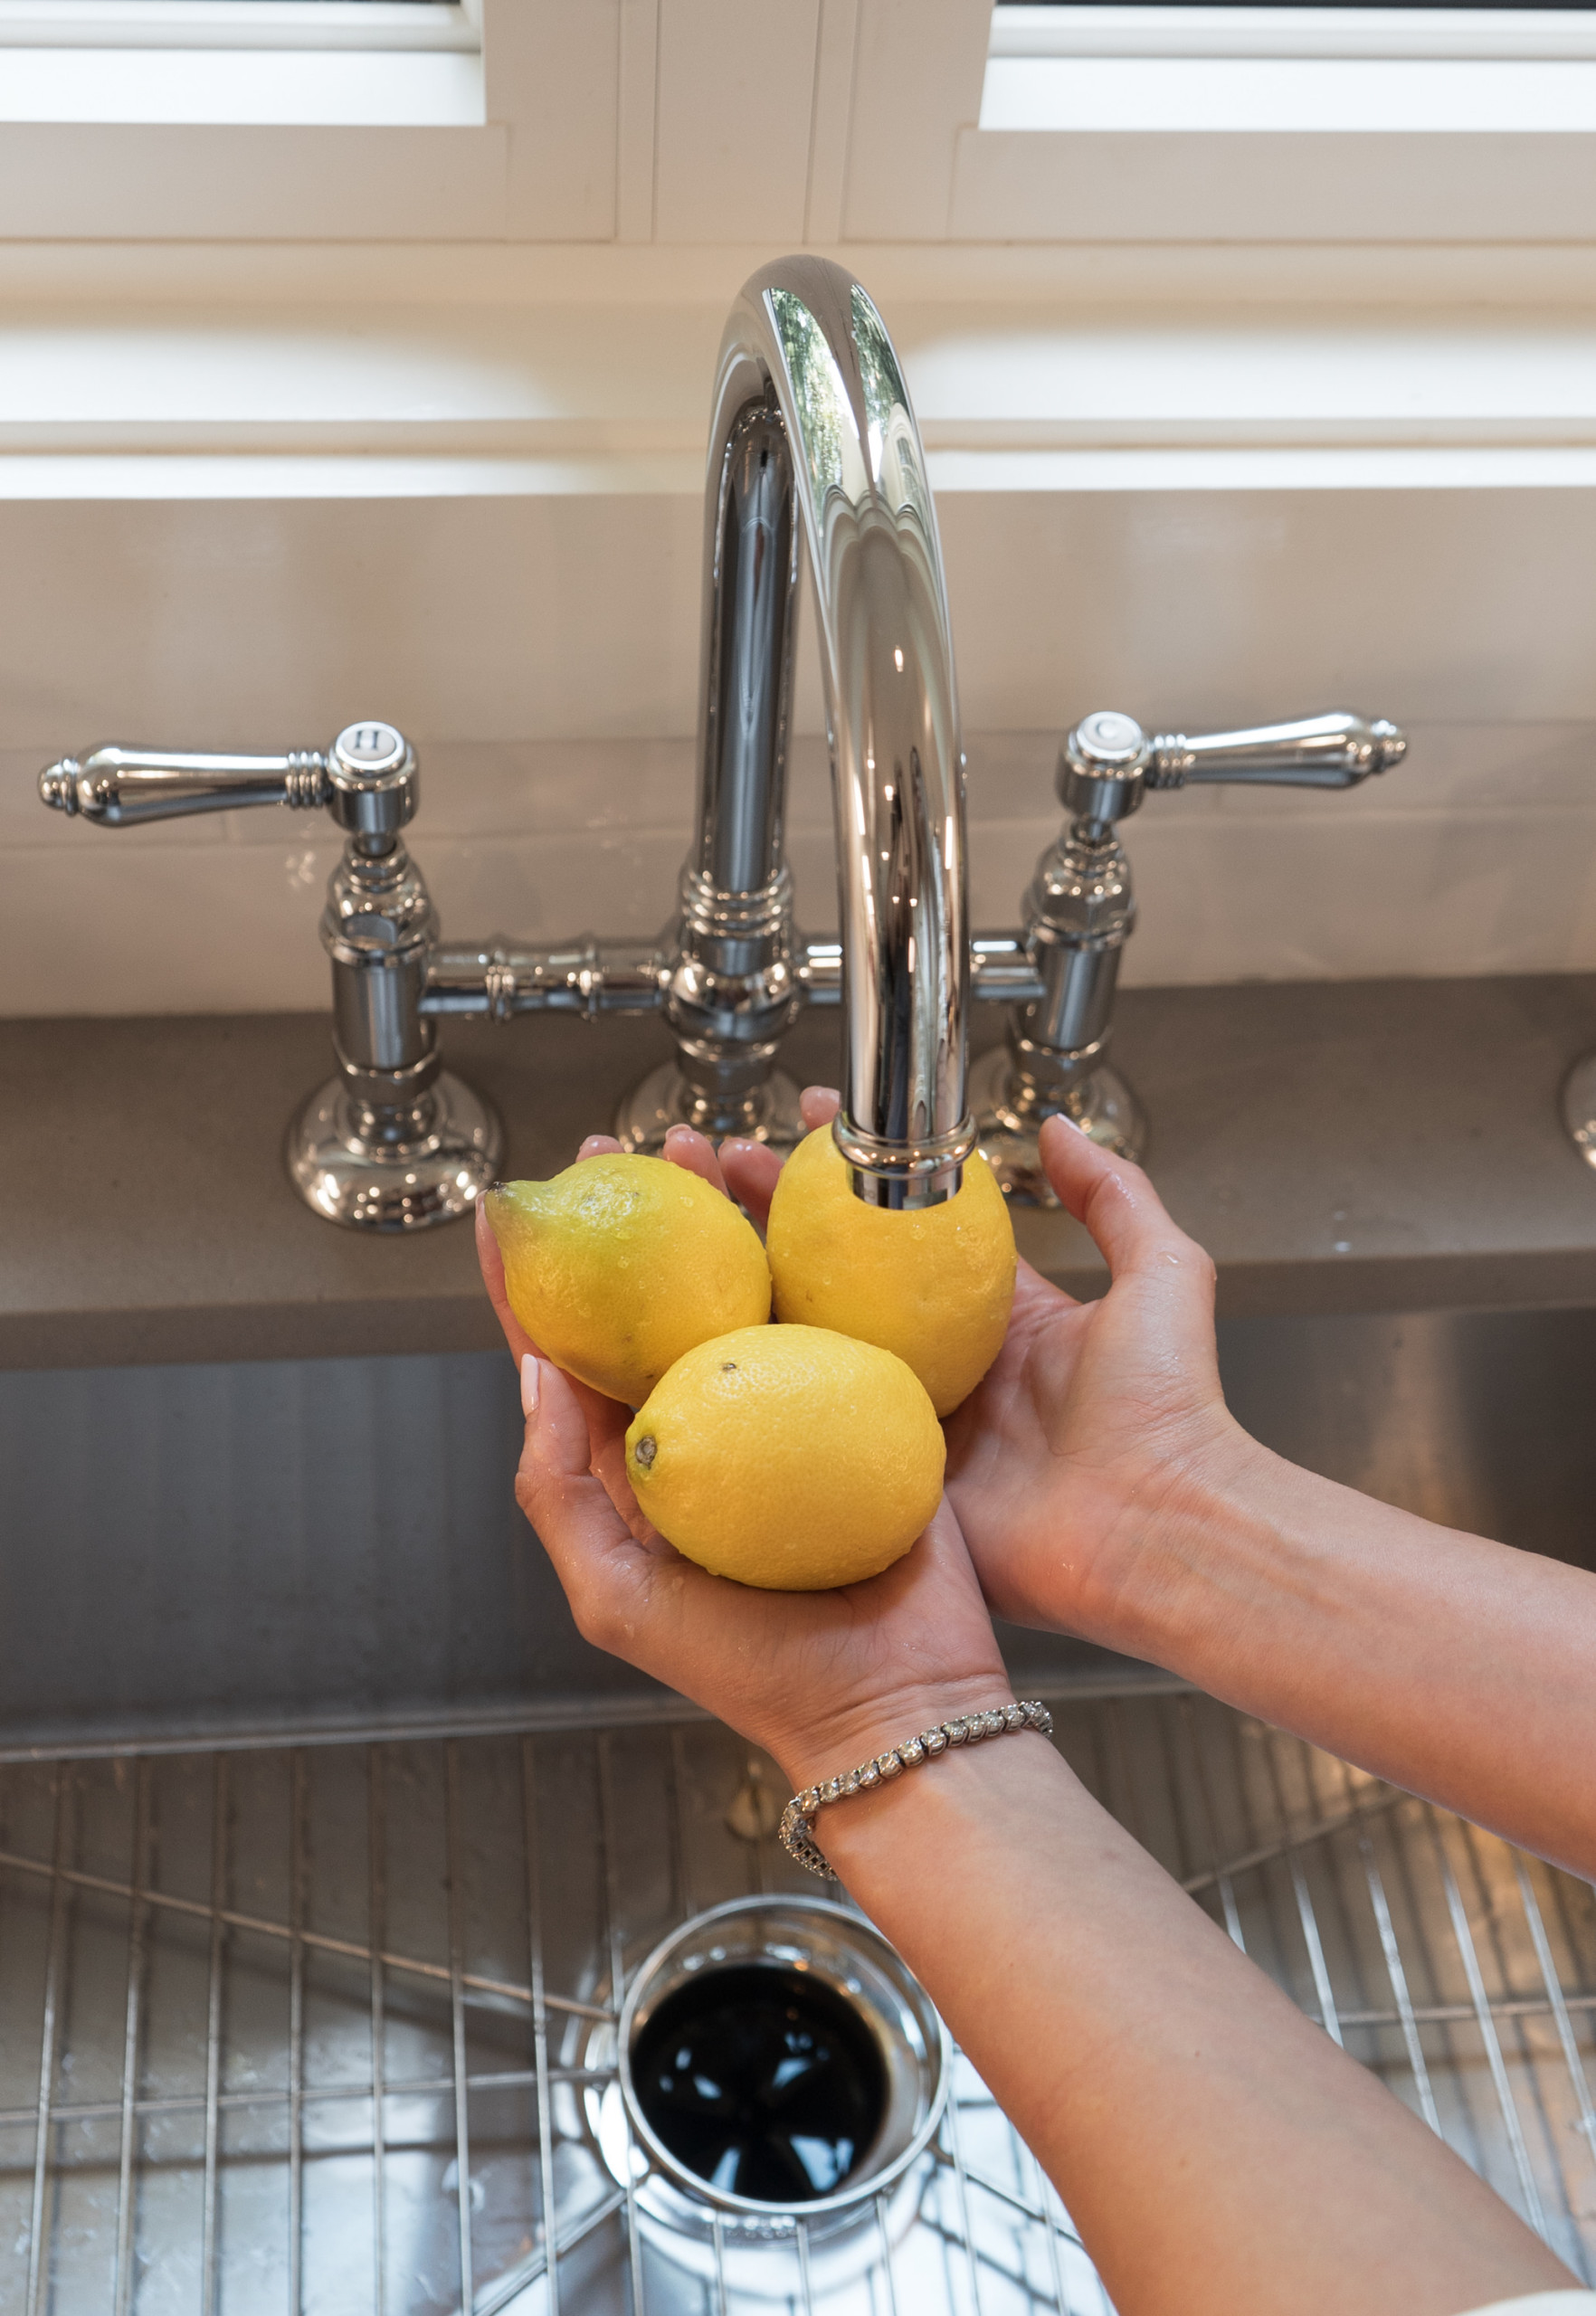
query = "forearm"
(781, 1720, 1564, 2316)
(1103, 1432, 1596, 1879)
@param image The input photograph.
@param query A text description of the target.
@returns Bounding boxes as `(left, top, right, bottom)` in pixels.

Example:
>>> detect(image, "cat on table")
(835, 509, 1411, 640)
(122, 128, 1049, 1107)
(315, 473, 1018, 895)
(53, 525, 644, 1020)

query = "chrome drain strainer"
(579, 1895, 948, 2293)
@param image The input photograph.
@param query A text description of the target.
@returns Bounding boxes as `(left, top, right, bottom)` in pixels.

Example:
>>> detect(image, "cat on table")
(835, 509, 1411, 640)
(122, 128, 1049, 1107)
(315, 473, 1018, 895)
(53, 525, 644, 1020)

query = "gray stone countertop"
(5, 973, 1596, 1369)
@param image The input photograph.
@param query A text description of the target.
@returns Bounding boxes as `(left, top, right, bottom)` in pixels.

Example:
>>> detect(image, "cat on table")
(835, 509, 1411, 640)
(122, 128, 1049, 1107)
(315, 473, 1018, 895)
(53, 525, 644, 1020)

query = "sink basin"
(0, 1302, 1591, 2308)
(1218, 1305, 1596, 1575)
(4, 1305, 1593, 1756)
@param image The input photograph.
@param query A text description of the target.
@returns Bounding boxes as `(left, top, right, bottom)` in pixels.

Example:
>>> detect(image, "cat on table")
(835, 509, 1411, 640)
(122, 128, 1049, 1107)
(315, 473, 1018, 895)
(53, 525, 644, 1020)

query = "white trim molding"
(991, 5, 1596, 62)
(0, 50, 484, 127)
(0, 2, 477, 48)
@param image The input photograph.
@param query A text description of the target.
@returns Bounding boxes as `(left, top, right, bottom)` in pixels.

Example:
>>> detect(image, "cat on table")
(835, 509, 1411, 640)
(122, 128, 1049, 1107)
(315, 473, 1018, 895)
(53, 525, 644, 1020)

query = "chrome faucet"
(969, 707, 1409, 1198)
(36, 258, 1406, 1227)
(39, 724, 501, 1231)
(612, 259, 973, 1208)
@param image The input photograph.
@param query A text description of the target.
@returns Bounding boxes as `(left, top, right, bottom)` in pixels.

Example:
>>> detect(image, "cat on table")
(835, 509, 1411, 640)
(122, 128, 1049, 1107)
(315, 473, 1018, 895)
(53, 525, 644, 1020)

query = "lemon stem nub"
(634, 1436, 657, 1469)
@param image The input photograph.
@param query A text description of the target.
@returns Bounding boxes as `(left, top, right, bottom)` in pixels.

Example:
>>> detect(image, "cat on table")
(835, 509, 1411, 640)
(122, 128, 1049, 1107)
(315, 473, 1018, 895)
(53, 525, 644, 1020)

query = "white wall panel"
(952, 124, 1596, 244)
(616, 0, 660, 243)
(487, 0, 621, 242)
(0, 492, 706, 749)
(935, 485, 1596, 733)
(804, 0, 860, 244)
(0, 121, 508, 240)
(842, 0, 990, 239)
(653, 0, 820, 244)
(8, 479, 1596, 762)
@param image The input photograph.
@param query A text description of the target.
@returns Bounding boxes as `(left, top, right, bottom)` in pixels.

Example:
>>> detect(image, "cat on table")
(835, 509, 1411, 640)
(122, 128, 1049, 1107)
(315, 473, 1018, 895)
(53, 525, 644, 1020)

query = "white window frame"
(0, 0, 623, 240)
(0, 2, 1586, 289)
(958, 1, 1596, 241)
(0, 2, 481, 50)
(0, 0, 993, 246)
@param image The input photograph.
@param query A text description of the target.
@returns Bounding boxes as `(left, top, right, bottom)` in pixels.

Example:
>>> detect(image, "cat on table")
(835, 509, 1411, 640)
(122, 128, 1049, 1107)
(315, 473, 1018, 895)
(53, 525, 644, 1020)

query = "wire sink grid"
(0, 1687, 1591, 2315)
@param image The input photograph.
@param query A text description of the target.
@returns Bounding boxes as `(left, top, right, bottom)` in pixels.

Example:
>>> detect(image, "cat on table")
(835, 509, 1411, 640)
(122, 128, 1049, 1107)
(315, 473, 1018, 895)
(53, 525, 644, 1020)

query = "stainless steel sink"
(1, 1303, 1593, 2310)
(1217, 1305, 1596, 1576)
(1, 1698, 1591, 2314)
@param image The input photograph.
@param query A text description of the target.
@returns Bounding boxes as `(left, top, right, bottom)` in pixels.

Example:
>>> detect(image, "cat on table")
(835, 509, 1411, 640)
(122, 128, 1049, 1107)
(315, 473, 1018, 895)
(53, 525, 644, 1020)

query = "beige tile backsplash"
(5, 722, 1592, 1016)
(5, 473, 1594, 1018)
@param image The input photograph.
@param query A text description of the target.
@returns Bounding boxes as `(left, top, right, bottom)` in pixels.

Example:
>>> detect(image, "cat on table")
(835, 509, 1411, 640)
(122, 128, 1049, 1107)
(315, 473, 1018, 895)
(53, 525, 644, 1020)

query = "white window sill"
(0, 1, 476, 45)
(971, 5, 1596, 238)
(991, 5, 1596, 64)
(0, 279, 1593, 498)
(982, 53, 1596, 134)
(0, 44, 482, 126)
(0, 2, 501, 231)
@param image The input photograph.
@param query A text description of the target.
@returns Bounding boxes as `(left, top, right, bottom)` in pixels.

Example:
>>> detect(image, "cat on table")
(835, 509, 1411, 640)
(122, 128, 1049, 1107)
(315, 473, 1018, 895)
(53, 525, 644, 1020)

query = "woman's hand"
(941, 1115, 1259, 1645)
(717, 1091, 1255, 1657)
(475, 1124, 1010, 1793)
(718, 1095, 1596, 1887)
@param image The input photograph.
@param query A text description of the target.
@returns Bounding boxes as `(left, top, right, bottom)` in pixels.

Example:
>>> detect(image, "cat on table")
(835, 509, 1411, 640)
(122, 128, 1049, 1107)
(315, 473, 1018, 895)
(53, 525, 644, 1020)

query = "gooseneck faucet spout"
(616, 258, 976, 1210)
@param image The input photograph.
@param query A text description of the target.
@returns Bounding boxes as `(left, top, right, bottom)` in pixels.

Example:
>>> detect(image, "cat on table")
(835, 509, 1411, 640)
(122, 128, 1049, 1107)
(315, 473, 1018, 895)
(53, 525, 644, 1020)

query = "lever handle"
(1146, 711, 1407, 791)
(39, 745, 330, 826)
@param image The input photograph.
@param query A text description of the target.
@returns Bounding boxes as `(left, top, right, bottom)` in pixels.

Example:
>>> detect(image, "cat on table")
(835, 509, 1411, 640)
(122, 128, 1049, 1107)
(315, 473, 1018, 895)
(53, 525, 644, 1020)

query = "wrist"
(768, 1669, 1018, 1796)
(1077, 1415, 1290, 1670)
(785, 1695, 1074, 1889)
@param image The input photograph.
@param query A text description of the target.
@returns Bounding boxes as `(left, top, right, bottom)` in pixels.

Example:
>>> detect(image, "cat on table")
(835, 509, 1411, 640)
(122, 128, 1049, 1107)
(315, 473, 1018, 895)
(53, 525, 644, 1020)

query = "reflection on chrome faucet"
(613, 260, 974, 1210)
(36, 259, 1407, 1227)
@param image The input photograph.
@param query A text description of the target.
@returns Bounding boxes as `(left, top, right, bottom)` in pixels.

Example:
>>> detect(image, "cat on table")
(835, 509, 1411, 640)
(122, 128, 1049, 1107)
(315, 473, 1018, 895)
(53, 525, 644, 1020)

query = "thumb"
(1038, 1116, 1220, 1389)
(1039, 1115, 1215, 1290)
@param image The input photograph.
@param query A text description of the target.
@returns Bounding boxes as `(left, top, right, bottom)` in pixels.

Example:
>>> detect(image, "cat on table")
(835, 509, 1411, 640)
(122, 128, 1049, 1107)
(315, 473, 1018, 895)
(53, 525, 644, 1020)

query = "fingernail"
(520, 1353, 540, 1420)
(664, 1124, 695, 1144)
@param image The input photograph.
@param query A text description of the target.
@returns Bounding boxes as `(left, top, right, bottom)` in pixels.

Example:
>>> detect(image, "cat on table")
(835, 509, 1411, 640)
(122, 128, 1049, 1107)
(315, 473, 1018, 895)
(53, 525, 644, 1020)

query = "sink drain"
(581, 1894, 948, 2290)
(630, 1959, 888, 2203)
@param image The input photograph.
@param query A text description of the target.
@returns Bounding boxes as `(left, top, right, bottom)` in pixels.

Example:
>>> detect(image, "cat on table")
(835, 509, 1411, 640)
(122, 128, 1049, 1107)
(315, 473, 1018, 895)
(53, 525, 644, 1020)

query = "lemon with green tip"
(486, 1155, 771, 1407)
(764, 1125, 1016, 1416)
(625, 1324, 945, 1590)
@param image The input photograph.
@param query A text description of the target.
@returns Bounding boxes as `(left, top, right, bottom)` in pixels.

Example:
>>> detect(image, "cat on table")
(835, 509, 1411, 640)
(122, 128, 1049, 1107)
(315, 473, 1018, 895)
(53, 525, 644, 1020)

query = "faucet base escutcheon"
(613, 1060, 805, 1155)
(285, 1070, 500, 1232)
(969, 1042, 1146, 1203)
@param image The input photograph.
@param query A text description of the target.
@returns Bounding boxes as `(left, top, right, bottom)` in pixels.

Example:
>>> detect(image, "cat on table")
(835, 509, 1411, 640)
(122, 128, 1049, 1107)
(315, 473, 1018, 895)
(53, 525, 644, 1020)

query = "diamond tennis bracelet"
(778, 1700, 1055, 1877)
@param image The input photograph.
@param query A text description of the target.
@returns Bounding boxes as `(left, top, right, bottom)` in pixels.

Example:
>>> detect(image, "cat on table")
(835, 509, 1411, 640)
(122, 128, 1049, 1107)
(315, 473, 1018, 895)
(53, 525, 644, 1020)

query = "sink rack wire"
(0, 1688, 1591, 2314)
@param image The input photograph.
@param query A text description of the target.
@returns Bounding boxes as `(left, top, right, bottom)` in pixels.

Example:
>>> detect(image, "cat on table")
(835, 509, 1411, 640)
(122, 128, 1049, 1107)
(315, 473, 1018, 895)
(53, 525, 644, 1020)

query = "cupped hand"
(475, 1122, 1010, 1793)
(938, 1117, 1248, 1647)
(719, 1093, 1247, 1656)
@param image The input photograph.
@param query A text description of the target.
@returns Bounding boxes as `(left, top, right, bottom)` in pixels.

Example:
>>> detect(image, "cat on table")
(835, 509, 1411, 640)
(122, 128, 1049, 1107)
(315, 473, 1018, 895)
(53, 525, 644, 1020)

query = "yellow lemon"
(486, 1155, 771, 1407)
(625, 1324, 945, 1590)
(764, 1125, 1017, 1417)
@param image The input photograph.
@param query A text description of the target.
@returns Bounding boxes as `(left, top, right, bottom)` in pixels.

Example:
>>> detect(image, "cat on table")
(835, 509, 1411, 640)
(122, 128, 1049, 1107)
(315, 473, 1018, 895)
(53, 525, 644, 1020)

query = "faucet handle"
(1058, 707, 1406, 831)
(40, 743, 332, 825)
(977, 701, 1411, 1197)
(39, 717, 499, 1229)
(1145, 710, 1407, 792)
